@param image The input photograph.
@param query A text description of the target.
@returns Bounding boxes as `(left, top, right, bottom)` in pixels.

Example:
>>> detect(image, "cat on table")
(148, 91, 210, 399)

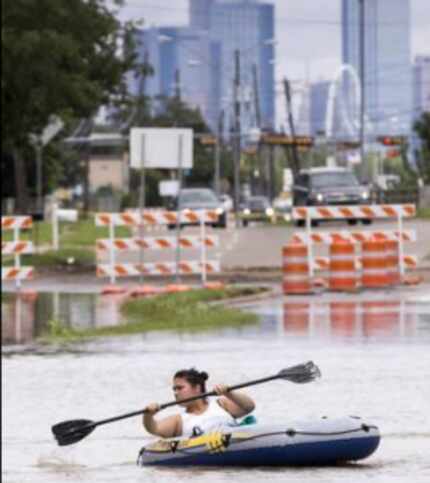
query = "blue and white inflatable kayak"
(137, 416, 380, 466)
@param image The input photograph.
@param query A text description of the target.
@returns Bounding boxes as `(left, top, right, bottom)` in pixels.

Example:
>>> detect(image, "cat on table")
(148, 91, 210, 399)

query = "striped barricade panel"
(312, 255, 416, 272)
(1, 216, 33, 230)
(1, 241, 34, 254)
(2, 267, 34, 281)
(96, 261, 221, 278)
(96, 235, 218, 252)
(292, 204, 416, 221)
(95, 210, 219, 227)
(291, 229, 416, 245)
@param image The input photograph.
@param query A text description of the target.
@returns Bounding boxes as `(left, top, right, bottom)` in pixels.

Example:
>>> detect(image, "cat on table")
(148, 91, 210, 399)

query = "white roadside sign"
(130, 128, 193, 169)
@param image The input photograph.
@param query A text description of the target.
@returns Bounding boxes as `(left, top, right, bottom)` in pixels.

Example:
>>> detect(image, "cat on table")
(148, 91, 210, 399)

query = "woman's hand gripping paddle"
(52, 361, 321, 446)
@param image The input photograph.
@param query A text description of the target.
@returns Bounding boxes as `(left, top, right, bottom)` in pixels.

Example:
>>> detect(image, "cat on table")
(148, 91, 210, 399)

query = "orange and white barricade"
(291, 204, 417, 286)
(282, 243, 312, 294)
(328, 241, 357, 291)
(1, 216, 34, 288)
(95, 210, 220, 285)
(385, 240, 400, 285)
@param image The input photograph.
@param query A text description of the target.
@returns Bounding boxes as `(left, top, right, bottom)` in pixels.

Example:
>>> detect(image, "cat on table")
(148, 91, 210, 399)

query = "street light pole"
(233, 49, 241, 228)
(214, 109, 224, 196)
(359, 0, 366, 181)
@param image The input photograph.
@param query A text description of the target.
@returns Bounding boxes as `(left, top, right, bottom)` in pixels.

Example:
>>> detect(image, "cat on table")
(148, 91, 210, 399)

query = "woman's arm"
(142, 403, 182, 438)
(214, 384, 256, 418)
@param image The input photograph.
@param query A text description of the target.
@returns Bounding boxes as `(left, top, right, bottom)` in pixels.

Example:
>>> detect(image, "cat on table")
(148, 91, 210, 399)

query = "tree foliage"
(413, 112, 430, 183)
(2, 0, 134, 210)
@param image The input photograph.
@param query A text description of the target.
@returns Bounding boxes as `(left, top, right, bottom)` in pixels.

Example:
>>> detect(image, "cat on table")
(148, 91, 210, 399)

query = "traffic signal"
(377, 136, 406, 146)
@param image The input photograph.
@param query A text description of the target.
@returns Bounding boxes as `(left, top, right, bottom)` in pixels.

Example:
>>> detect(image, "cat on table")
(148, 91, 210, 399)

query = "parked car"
(168, 188, 227, 229)
(240, 196, 274, 227)
(292, 167, 372, 226)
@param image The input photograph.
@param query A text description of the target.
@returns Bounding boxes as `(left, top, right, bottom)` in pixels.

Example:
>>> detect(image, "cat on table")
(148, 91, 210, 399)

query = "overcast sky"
(113, 0, 430, 82)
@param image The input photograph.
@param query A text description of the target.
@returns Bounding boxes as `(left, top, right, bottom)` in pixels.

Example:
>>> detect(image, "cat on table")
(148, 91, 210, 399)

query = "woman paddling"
(143, 368, 255, 438)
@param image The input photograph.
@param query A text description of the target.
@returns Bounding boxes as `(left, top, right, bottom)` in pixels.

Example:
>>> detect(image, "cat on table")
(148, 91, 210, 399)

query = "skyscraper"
(413, 55, 430, 117)
(210, 0, 275, 133)
(341, 0, 413, 137)
(128, 0, 275, 134)
(130, 26, 219, 125)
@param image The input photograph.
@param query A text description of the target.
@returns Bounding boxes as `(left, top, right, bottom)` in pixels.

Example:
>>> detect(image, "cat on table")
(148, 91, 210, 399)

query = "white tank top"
(180, 400, 236, 437)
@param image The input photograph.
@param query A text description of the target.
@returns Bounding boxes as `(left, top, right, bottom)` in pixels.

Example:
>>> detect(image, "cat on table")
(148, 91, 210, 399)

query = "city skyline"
(113, 0, 430, 83)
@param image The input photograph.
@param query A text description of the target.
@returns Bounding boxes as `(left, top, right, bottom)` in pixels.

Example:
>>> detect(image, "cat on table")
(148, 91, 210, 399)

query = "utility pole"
(283, 78, 300, 177)
(233, 49, 241, 227)
(136, 50, 149, 125)
(214, 109, 224, 196)
(252, 64, 262, 128)
(174, 68, 181, 101)
(359, 0, 366, 181)
(252, 63, 262, 196)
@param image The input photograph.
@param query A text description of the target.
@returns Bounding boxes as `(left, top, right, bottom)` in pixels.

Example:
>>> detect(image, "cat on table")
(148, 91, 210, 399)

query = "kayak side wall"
(139, 435, 381, 466)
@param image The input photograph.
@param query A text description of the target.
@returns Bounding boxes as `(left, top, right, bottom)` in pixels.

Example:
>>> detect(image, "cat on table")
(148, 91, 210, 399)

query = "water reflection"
(283, 299, 420, 338)
(1, 291, 128, 345)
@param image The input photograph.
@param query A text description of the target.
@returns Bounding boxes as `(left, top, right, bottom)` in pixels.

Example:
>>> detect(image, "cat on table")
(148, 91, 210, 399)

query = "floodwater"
(2, 287, 430, 482)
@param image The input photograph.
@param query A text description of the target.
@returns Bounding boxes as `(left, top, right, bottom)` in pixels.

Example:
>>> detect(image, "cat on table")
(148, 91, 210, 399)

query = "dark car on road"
(240, 196, 274, 227)
(168, 188, 227, 229)
(292, 167, 372, 225)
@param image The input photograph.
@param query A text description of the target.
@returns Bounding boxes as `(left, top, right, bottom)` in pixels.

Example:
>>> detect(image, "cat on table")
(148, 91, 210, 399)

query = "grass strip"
(2, 248, 95, 268)
(38, 287, 265, 342)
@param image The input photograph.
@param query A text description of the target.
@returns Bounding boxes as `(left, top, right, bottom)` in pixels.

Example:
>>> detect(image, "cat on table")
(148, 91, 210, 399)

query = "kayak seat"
(238, 415, 257, 426)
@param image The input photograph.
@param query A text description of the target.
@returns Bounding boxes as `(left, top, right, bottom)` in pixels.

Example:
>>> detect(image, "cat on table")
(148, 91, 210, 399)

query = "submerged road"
(2, 284, 430, 482)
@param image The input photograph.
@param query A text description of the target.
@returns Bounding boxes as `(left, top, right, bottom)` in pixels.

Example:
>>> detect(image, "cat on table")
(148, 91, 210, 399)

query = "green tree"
(413, 112, 430, 183)
(2, 0, 134, 211)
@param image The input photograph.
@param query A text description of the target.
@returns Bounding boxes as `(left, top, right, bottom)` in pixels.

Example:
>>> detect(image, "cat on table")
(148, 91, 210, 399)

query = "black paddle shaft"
(91, 373, 286, 428)
(52, 361, 320, 445)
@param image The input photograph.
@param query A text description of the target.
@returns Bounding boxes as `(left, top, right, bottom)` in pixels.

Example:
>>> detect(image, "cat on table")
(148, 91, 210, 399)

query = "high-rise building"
(130, 26, 220, 126)
(310, 81, 331, 137)
(210, 0, 275, 133)
(128, 0, 275, 134)
(413, 55, 430, 117)
(341, 0, 413, 137)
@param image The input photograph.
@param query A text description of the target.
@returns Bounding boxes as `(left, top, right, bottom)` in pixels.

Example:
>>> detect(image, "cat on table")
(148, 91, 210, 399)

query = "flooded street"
(2, 287, 430, 482)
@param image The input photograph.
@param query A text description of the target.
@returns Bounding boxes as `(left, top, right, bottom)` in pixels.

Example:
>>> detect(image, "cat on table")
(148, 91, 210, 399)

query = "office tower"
(413, 55, 430, 117)
(130, 26, 219, 126)
(128, 1, 275, 134)
(210, 0, 275, 134)
(341, 0, 413, 137)
(310, 81, 331, 137)
(190, 0, 214, 30)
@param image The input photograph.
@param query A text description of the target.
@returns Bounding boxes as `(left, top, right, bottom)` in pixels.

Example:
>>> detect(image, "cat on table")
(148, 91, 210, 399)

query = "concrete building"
(341, 0, 413, 137)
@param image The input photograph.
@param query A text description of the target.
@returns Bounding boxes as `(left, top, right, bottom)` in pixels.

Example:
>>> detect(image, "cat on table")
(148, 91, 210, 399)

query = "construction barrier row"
(1, 216, 34, 287)
(95, 210, 221, 286)
(284, 204, 420, 294)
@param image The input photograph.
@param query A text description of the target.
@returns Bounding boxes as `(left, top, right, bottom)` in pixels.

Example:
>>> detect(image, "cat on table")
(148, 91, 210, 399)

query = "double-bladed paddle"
(52, 361, 321, 446)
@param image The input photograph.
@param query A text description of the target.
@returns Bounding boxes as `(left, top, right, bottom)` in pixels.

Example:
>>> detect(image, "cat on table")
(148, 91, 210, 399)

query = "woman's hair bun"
(199, 371, 209, 381)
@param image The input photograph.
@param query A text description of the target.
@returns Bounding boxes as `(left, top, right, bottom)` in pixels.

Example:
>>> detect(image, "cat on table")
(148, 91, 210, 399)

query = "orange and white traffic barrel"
(385, 240, 400, 285)
(282, 243, 311, 295)
(361, 239, 388, 288)
(328, 241, 357, 292)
